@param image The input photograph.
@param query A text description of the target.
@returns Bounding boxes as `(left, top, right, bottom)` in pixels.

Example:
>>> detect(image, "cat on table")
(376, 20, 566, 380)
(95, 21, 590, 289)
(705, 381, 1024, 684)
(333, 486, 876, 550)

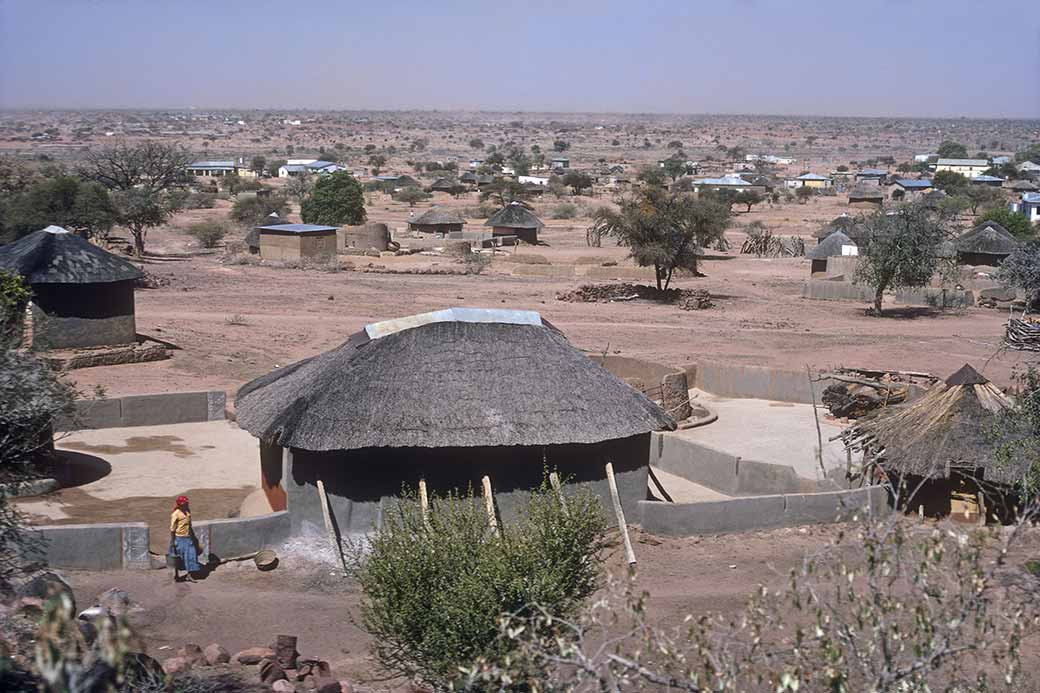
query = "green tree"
(661, 158, 686, 182)
(1013, 143, 1040, 164)
(933, 170, 969, 194)
(667, 140, 683, 149)
(250, 155, 267, 176)
(300, 171, 366, 226)
(285, 173, 314, 204)
(855, 203, 955, 315)
(795, 186, 814, 204)
(636, 166, 667, 188)
(979, 206, 1035, 240)
(479, 180, 530, 208)
(735, 190, 763, 213)
(996, 241, 1040, 308)
(937, 140, 969, 159)
(366, 154, 387, 169)
(393, 186, 431, 208)
(507, 148, 532, 176)
(222, 173, 243, 195)
(552, 139, 570, 153)
(2, 175, 116, 243)
(229, 194, 289, 227)
(79, 141, 191, 255)
(186, 221, 228, 248)
(590, 187, 731, 290)
(964, 185, 1005, 215)
(561, 171, 593, 195)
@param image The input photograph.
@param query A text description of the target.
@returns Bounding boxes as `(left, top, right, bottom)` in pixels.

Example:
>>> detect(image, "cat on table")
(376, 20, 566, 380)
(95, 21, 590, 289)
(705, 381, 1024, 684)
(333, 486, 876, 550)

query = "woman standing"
(170, 495, 201, 582)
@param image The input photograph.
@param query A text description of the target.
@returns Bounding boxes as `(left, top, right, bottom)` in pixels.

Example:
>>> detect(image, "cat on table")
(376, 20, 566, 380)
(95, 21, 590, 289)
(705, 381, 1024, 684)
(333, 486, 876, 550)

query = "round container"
(254, 549, 278, 571)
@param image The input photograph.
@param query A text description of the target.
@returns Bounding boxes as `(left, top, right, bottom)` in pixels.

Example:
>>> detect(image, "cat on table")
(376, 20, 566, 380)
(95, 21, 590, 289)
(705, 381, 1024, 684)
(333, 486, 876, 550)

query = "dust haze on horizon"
(1, 0, 1038, 120)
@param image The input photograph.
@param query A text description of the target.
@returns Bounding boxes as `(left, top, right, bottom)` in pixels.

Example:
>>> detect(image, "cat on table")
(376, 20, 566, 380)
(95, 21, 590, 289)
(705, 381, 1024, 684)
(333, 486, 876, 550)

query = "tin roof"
(257, 223, 338, 234)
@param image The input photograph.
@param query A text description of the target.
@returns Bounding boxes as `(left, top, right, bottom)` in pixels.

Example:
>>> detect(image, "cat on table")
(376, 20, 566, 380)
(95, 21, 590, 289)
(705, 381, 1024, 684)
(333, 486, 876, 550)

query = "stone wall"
(54, 391, 226, 431)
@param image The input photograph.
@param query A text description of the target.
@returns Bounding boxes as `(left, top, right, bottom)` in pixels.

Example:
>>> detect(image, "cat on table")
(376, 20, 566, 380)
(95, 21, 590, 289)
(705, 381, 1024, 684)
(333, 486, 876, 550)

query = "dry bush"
(498, 253, 550, 265)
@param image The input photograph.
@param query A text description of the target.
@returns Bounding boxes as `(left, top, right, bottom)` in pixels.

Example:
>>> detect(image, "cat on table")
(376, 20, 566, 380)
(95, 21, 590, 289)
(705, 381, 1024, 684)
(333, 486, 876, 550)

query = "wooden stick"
(605, 462, 636, 567)
(548, 471, 569, 514)
(418, 479, 430, 529)
(806, 365, 827, 480)
(316, 479, 348, 573)
(481, 475, 498, 535)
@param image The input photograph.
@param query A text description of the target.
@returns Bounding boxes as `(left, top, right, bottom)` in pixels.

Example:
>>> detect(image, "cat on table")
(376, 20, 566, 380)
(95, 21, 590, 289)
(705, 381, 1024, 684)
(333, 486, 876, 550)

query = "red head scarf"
(175, 495, 189, 509)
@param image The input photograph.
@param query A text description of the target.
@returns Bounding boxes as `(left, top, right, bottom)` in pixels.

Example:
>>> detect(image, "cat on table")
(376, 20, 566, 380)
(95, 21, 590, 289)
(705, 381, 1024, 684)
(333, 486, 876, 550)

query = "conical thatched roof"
(807, 231, 855, 259)
(955, 221, 1019, 256)
(235, 308, 675, 452)
(485, 202, 544, 229)
(409, 207, 464, 227)
(0, 226, 143, 284)
(846, 364, 1022, 484)
(429, 177, 456, 191)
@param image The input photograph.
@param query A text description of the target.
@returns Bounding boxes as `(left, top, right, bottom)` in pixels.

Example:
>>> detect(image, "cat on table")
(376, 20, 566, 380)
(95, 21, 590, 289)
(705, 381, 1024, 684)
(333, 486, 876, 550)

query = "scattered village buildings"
(934, 158, 989, 178)
(254, 223, 338, 260)
(186, 159, 258, 178)
(785, 172, 833, 189)
(407, 207, 465, 234)
(1010, 192, 1040, 222)
(278, 159, 346, 177)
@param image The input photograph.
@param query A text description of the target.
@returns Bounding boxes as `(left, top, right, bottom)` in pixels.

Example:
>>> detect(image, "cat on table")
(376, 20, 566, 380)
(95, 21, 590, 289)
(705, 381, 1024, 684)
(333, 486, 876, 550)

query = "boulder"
(273, 680, 297, 693)
(234, 647, 276, 665)
(162, 656, 192, 675)
(17, 572, 74, 611)
(204, 643, 230, 665)
(259, 657, 287, 683)
(177, 643, 205, 666)
(318, 681, 346, 693)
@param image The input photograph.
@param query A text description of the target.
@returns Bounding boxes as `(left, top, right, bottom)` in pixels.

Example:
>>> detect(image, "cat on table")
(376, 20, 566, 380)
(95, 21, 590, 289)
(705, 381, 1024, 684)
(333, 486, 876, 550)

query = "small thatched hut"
(807, 231, 857, 276)
(407, 207, 465, 234)
(0, 226, 142, 349)
(235, 308, 675, 535)
(954, 221, 1019, 267)
(848, 182, 884, 209)
(429, 178, 457, 193)
(845, 364, 1020, 521)
(485, 202, 545, 244)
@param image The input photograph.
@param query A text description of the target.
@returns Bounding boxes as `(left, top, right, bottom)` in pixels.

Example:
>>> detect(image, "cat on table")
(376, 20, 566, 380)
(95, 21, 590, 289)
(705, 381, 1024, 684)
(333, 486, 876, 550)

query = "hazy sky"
(1, 0, 1038, 118)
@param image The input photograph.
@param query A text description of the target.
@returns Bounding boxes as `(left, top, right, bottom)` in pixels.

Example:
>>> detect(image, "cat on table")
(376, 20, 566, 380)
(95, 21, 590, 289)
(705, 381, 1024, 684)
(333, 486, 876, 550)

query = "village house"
(934, 158, 989, 178)
(518, 175, 549, 187)
(277, 160, 345, 177)
(953, 221, 1019, 267)
(485, 201, 544, 244)
(255, 223, 338, 260)
(428, 178, 457, 193)
(233, 308, 675, 535)
(407, 207, 465, 235)
(969, 175, 1005, 187)
(785, 173, 833, 189)
(1009, 192, 1040, 222)
(186, 160, 257, 178)
(1018, 160, 1040, 176)
(913, 153, 937, 163)
(746, 154, 795, 165)
(0, 226, 143, 349)
(549, 157, 570, 170)
(848, 181, 885, 209)
(991, 155, 1011, 166)
(806, 231, 858, 277)
(855, 168, 887, 183)
(692, 175, 764, 194)
(892, 179, 934, 200)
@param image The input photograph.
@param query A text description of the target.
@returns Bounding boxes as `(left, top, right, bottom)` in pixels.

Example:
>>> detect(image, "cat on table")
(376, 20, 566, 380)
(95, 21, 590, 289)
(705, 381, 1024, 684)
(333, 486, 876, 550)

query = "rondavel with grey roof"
(235, 308, 675, 534)
(0, 226, 143, 348)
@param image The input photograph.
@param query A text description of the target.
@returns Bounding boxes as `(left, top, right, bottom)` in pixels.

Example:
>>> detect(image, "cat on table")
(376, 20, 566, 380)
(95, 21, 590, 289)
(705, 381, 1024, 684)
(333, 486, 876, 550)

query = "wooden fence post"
(605, 462, 636, 567)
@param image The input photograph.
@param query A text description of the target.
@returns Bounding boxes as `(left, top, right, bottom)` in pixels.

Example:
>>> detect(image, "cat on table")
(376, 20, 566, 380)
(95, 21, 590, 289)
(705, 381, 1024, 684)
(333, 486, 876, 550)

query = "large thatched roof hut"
(845, 364, 1020, 520)
(954, 221, 1019, 267)
(0, 226, 142, 349)
(807, 231, 857, 275)
(407, 207, 465, 234)
(848, 182, 884, 209)
(485, 202, 544, 243)
(236, 308, 675, 535)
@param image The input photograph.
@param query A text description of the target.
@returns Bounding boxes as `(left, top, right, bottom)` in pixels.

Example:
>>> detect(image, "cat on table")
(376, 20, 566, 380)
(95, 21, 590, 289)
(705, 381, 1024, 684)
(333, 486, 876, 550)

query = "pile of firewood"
(1005, 318, 1040, 352)
(819, 368, 936, 419)
(740, 229, 804, 257)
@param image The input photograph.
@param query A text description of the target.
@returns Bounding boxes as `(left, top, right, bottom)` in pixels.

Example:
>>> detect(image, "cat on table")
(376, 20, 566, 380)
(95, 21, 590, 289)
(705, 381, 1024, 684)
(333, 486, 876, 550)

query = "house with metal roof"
(186, 160, 257, 179)
(855, 168, 888, 183)
(277, 160, 345, 178)
(1009, 192, 1040, 223)
(934, 159, 989, 178)
(892, 179, 934, 201)
(970, 175, 1005, 187)
(691, 175, 764, 194)
(785, 172, 832, 189)
(255, 223, 338, 260)
(549, 157, 570, 170)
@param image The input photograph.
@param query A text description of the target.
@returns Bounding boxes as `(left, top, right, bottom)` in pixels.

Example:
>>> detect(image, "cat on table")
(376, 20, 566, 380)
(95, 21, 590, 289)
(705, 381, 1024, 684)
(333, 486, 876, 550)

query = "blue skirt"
(174, 536, 201, 572)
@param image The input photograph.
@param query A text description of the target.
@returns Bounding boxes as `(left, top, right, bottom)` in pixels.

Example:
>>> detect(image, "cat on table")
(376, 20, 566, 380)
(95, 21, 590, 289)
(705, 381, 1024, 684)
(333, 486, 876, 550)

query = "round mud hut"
(485, 202, 544, 244)
(845, 364, 1022, 522)
(407, 207, 465, 235)
(235, 308, 675, 536)
(954, 221, 1019, 267)
(807, 231, 857, 276)
(0, 226, 142, 349)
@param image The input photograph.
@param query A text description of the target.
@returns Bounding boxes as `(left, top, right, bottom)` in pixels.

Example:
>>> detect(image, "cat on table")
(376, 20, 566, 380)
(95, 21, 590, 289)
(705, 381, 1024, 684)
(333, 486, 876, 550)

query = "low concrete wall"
(693, 362, 835, 404)
(650, 432, 838, 496)
(194, 511, 291, 562)
(801, 280, 874, 302)
(22, 522, 150, 571)
(894, 287, 974, 308)
(638, 485, 888, 536)
(56, 391, 227, 431)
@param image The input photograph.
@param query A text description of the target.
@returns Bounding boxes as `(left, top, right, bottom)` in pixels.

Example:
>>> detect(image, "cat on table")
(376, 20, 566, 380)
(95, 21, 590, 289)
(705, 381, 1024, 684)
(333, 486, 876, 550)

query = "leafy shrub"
(551, 202, 579, 219)
(461, 204, 497, 219)
(996, 241, 1040, 308)
(352, 481, 606, 688)
(186, 221, 228, 249)
(464, 252, 491, 274)
(230, 194, 289, 227)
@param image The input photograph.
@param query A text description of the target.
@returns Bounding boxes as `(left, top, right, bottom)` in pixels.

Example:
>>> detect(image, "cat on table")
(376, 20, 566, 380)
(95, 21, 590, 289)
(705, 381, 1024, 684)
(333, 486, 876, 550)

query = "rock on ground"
(204, 642, 230, 665)
(233, 646, 275, 665)
(162, 656, 191, 674)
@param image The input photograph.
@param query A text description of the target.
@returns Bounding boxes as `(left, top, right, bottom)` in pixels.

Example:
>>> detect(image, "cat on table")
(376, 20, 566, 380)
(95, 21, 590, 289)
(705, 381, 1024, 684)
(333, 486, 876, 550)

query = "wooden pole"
(418, 479, 430, 530)
(548, 471, 569, 515)
(481, 475, 499, 536)
(605, 462, 636, 567)
(316, 479, 348, 573)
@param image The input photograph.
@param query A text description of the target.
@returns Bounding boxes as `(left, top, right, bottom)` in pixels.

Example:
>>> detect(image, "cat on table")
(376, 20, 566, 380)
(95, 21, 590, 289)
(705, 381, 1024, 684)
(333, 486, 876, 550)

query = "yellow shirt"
(170, 509, 191, 537)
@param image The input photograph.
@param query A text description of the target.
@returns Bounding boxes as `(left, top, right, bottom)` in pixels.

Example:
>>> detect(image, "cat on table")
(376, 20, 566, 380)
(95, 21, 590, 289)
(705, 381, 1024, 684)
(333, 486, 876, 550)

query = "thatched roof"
(485, 202, 544, 229)
(235, 308, 675, 452)
(807, 231, 856, 259)
(0, 226, 143, 285)
(849, 182, 884, 200)
(429, 178, 456, 191)
(955, 222, 1019, 256)
(846, 364, 1022, 485)
(409, 207, 464, 227)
